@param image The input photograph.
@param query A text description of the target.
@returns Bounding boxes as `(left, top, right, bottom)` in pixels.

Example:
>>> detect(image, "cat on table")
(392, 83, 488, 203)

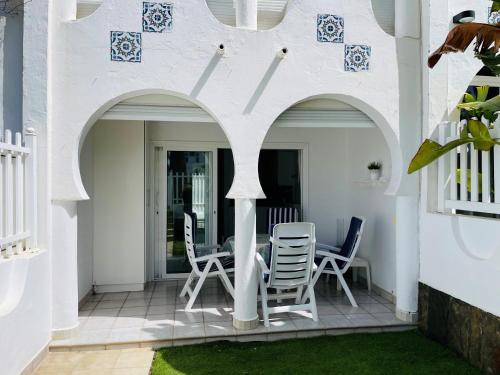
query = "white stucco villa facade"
(0, 0, 499, 374)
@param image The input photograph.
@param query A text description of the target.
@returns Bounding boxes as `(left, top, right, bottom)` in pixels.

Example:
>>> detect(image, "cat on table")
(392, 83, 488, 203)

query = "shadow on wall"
(0, 11, 23, 134)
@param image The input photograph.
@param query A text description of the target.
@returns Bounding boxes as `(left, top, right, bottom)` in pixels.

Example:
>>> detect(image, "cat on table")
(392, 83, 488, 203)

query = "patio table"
(222, 234, 271, 263)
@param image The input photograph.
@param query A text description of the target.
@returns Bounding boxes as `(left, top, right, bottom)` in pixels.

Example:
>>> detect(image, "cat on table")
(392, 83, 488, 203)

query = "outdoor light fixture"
(452, 10, 475, 24)
(277, 47, 288, 59)
(217, 44, 225, 55)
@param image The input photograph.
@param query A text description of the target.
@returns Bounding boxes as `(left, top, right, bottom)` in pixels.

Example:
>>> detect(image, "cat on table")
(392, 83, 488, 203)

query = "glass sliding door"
(153, 146, 214, 278)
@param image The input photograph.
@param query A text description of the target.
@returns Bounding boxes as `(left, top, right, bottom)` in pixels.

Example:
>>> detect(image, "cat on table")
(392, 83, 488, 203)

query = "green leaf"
(476, 86, 489, 102)
(468, 119, 496, 151)
(463, 93, 476, 103)
(457, 94, 500, 114)
(408, 138, 472, 174)
(492, 1, 500, 12)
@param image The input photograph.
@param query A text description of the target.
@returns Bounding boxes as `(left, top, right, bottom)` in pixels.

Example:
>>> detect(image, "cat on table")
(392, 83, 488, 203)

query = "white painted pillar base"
(395, 196, 419, 323)
(233, 198, 259, 330)
(51, 201, 79, 338)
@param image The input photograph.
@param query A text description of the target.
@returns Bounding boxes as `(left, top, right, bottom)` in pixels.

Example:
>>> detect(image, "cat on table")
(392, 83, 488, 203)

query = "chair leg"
(259, 276, 270, 327)
(276, 289, 282, 303)
(331, 263, 357, 307)
(307, 284, 318, 322)
(186, 263, 211, 310)
(295, 286, 303, 304)
(302, 259, 327, 304)
(365, 264, 372, 293)
(336, 277, 342, 291)
(180, 271, 195, 297)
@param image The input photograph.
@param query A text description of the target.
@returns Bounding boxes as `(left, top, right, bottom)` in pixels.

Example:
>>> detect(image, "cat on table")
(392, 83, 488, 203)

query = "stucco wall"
(78, 128, 95, 300)
(50, 0, 401, 202)
(420, 0, 500, 317)
(92, 120, 145, 292)
(347, 128, 396, 294)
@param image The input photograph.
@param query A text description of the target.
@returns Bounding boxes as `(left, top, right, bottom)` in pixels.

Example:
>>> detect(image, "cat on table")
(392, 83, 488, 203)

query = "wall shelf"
(353, 178, 388, 187)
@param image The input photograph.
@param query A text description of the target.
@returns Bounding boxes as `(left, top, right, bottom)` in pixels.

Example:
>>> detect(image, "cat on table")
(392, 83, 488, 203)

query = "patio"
(52, 278, 414, 350)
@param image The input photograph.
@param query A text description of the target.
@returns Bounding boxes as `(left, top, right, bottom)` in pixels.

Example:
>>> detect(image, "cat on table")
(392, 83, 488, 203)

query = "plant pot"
(369, 170, 381, 181)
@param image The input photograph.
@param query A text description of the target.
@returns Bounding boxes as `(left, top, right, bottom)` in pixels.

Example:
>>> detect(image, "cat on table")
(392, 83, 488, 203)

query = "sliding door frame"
(148, 140, 309, 280)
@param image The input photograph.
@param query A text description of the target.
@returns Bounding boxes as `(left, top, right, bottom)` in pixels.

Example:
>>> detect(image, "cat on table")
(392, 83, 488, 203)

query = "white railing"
(437, 121, 500, 215)
(167, 172, 208, 225)
(0, 128, 37, 258)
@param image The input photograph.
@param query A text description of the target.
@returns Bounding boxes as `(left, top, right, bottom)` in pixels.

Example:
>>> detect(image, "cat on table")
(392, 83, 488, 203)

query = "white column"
(233, 198, 259, 330)
(395, 196, 419, 323)
(234, 0, 258, 30)
(51, 200, 79, 339)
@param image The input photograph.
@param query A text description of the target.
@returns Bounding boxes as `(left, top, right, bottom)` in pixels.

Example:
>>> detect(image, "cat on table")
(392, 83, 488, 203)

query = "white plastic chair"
(309, 217, 366, 307)
(256, 222, 318, 327)
(179, 213, 235, 310)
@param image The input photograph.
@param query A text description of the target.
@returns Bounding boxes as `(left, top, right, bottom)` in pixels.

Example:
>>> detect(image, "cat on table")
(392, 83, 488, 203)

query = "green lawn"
(151, 331, 481, 375)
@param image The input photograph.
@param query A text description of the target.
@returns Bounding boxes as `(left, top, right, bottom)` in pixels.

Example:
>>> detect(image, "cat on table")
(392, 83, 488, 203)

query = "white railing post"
(4, 130, 13, 257)
(459, 121, 468, 201)
(449, 122, 458, 202)
(14, 132, 24, 254)
(24, 128, 38, 250)
(437, 122, 447, 212)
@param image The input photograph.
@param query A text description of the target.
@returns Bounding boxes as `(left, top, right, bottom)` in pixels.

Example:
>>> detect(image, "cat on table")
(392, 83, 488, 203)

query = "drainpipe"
(234, 0, 258, 30)
(231, 1, 259, 331)
(394, 0, 421, 323)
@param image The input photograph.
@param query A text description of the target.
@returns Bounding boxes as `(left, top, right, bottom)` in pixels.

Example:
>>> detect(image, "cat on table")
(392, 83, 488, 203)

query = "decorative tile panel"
(488, 7, 500, 24)
(111, 31, 142, 63)
(344, 45, 371, 72)
(143, 2, 173, 33)
(317, 14, 344, 43)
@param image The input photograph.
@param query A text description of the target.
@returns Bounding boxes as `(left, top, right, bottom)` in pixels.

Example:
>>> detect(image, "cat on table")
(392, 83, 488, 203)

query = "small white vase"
(369, 170, 381, 181)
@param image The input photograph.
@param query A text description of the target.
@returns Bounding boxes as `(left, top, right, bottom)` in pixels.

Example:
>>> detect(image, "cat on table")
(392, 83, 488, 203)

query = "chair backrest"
(268, 222, 316, 288)
(338, 217, 365, 269)
(267, 207, 300, 234)
(184, 212, 200, 273)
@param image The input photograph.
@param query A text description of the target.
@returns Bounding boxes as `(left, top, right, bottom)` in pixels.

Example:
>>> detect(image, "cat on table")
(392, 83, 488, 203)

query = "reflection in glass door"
(153, 147, 213, 278)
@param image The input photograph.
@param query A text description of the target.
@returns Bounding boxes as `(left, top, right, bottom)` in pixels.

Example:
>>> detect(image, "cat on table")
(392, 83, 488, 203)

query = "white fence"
(437, 121, 500, 215)
(167, 172, 208, 225)
(0, 129, 37, 257)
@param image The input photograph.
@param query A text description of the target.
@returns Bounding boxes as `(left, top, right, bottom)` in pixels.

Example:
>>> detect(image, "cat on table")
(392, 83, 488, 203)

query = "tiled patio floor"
(51, 278, 414, 350)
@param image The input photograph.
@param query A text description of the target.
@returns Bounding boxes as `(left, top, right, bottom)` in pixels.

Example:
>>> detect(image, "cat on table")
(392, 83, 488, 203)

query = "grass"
(151, 330, 481, 375)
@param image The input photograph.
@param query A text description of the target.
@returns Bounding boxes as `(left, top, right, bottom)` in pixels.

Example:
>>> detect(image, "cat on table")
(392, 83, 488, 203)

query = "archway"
(77, 92, 235, 303)
(254, 94, 401, 308)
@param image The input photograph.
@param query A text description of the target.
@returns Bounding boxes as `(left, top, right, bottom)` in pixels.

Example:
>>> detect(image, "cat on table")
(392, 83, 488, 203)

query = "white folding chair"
(308, 217, 366, 307)
(179, 213, 235, 310)
(256, 222, 318, 327)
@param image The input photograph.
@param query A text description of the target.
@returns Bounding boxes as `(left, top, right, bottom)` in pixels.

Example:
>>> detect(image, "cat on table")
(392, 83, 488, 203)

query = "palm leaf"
(428, 23, 500, 69)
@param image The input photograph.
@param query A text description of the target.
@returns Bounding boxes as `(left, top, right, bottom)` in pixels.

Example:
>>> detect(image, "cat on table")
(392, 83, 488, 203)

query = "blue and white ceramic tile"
(344, 45, 371, 72)
(143, 2, 173, 33)
(317, 14, 344, 43)
(488, 7, 500, 24)
(111, 31, 142, 63)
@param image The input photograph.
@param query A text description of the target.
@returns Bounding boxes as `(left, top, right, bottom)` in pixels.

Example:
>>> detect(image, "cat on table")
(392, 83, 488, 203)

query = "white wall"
(91, 120, 145, 292)
(420, 0, 500, 317)
(77, 128, 94, 300)
(346, 128, 396, 294)
(0, 252, 51, 375)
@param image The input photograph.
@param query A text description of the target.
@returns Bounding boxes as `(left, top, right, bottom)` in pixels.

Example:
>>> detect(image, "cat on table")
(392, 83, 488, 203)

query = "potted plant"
(368, 162, 382, 181)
